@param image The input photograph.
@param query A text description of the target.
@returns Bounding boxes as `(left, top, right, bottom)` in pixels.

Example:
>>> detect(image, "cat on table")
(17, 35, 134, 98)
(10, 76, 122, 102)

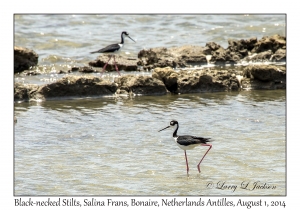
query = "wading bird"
(159, 120, 212, 176)
(90, 31, 135, 76)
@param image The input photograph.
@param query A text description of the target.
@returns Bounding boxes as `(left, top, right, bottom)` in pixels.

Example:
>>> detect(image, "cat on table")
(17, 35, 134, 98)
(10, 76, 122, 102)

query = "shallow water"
(14, 14, 286, 61)
(14, 89, 286, 196)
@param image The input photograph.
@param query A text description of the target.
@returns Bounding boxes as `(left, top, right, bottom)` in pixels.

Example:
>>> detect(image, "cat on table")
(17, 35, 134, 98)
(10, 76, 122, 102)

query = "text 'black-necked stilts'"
(159, 120, 212, 176)
(90, 31, 135, 76)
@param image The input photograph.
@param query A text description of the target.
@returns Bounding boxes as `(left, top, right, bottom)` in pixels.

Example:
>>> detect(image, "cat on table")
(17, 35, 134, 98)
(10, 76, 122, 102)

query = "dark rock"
(203, 42, 221, 54)
(271, 48, 286, 62)
(14, 46, 39, 73)
(114, 75, 167, 95)
(137, 35, 285, 68)
(178, 46, 207, 65)
(14, 83, 39, 101)
(230, 78, 240, 90)
(241, 77, 286, 90)
(231, 54, 241, 63)
(228, 35, 286, 63)
(251, 34, 286, 53)
(115, 89, 129, 95)
(89, 55, 138, 71)
(204, 42, 231, 65)
(243, 65, 286, 82)
(138, 45, 207, 69)
(241, 64, 286, 90)
(138, 47, 180, 69)
(210, 47, 230, 64)
(71, 67, 80, 72)
(79, 66, 95, 73)
(32, 75, 117, 100)
(57, 70, 66, 74)
(178, 74, 228, 94)
(222, 37, 258, 64)
(228, 37, 257, 54)
(152, 67, 238, 94)
(249, 50, 273, 61)
(152, 67, 179, 93)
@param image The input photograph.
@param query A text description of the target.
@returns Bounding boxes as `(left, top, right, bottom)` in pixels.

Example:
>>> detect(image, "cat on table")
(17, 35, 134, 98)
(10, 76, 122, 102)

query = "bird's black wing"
(90, 43, 119, 54)
(177, 135, 211, 146)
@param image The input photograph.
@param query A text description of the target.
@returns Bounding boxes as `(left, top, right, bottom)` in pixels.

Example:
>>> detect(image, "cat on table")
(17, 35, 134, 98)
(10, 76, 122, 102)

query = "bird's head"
(122, 31, 135, 43)
(158, 120, 178, 132)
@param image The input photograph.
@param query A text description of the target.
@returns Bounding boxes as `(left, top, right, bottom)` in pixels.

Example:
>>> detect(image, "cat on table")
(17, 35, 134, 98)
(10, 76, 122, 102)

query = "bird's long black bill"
(158, 126, 170, 132)
(128, 36, 136, 43)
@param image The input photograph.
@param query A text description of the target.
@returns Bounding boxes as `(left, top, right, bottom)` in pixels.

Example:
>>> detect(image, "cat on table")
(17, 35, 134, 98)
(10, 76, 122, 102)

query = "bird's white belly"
(115, 44, 123, 53)
(176, 143, 199, 150)
(173, 137, 200, 150)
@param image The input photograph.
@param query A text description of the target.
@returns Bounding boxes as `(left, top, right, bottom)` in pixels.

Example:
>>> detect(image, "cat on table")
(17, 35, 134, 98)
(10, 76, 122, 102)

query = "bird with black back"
(91, 31, 135, 76)
(159, 120, 212, 176)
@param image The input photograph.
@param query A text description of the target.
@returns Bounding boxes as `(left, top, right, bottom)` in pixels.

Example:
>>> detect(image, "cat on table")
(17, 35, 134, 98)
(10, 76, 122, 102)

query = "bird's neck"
(173, 124, 179, 138)
(120, 33, 125, 44)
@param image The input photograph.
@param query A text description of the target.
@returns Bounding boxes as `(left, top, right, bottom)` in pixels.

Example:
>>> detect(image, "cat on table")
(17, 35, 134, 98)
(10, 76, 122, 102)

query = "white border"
(3, 0, 298, 209)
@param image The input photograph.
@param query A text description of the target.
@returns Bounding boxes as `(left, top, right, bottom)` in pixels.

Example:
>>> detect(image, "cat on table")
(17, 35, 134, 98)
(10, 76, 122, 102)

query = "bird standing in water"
(90, 31, 135, 76)
(159, 120, 212, 176)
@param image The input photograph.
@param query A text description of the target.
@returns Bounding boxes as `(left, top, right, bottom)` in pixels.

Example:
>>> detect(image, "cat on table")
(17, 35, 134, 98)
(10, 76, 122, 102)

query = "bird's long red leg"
(113, 55, 121, 76)
(101, 55, 112, 76)
(197, 144, 212, 173)
(184, 150, 189, 176)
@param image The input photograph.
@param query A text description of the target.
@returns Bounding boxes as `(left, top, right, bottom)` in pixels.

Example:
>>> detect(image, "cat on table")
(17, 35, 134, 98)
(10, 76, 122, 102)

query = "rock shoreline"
(14, 34, 286, 102)
(137, 34, 285, 70)
(14, 64, 286, 102)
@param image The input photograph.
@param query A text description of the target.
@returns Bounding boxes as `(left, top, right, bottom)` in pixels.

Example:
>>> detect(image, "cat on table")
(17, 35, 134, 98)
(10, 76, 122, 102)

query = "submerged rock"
(14, 46, 39, 73)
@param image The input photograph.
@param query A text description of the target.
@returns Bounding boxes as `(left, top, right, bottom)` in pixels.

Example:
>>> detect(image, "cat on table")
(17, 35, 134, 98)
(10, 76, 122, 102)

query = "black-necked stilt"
(90, 31, 135, 76)
(159, 120, 212, 176)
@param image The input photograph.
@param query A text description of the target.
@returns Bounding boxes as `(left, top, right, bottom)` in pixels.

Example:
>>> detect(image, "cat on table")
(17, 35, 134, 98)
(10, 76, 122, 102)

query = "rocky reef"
(14, 34, 286, 102)
(137, 34, 286, 70)
(14, 46, 39, 74)
(14, 64, 286, 102)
